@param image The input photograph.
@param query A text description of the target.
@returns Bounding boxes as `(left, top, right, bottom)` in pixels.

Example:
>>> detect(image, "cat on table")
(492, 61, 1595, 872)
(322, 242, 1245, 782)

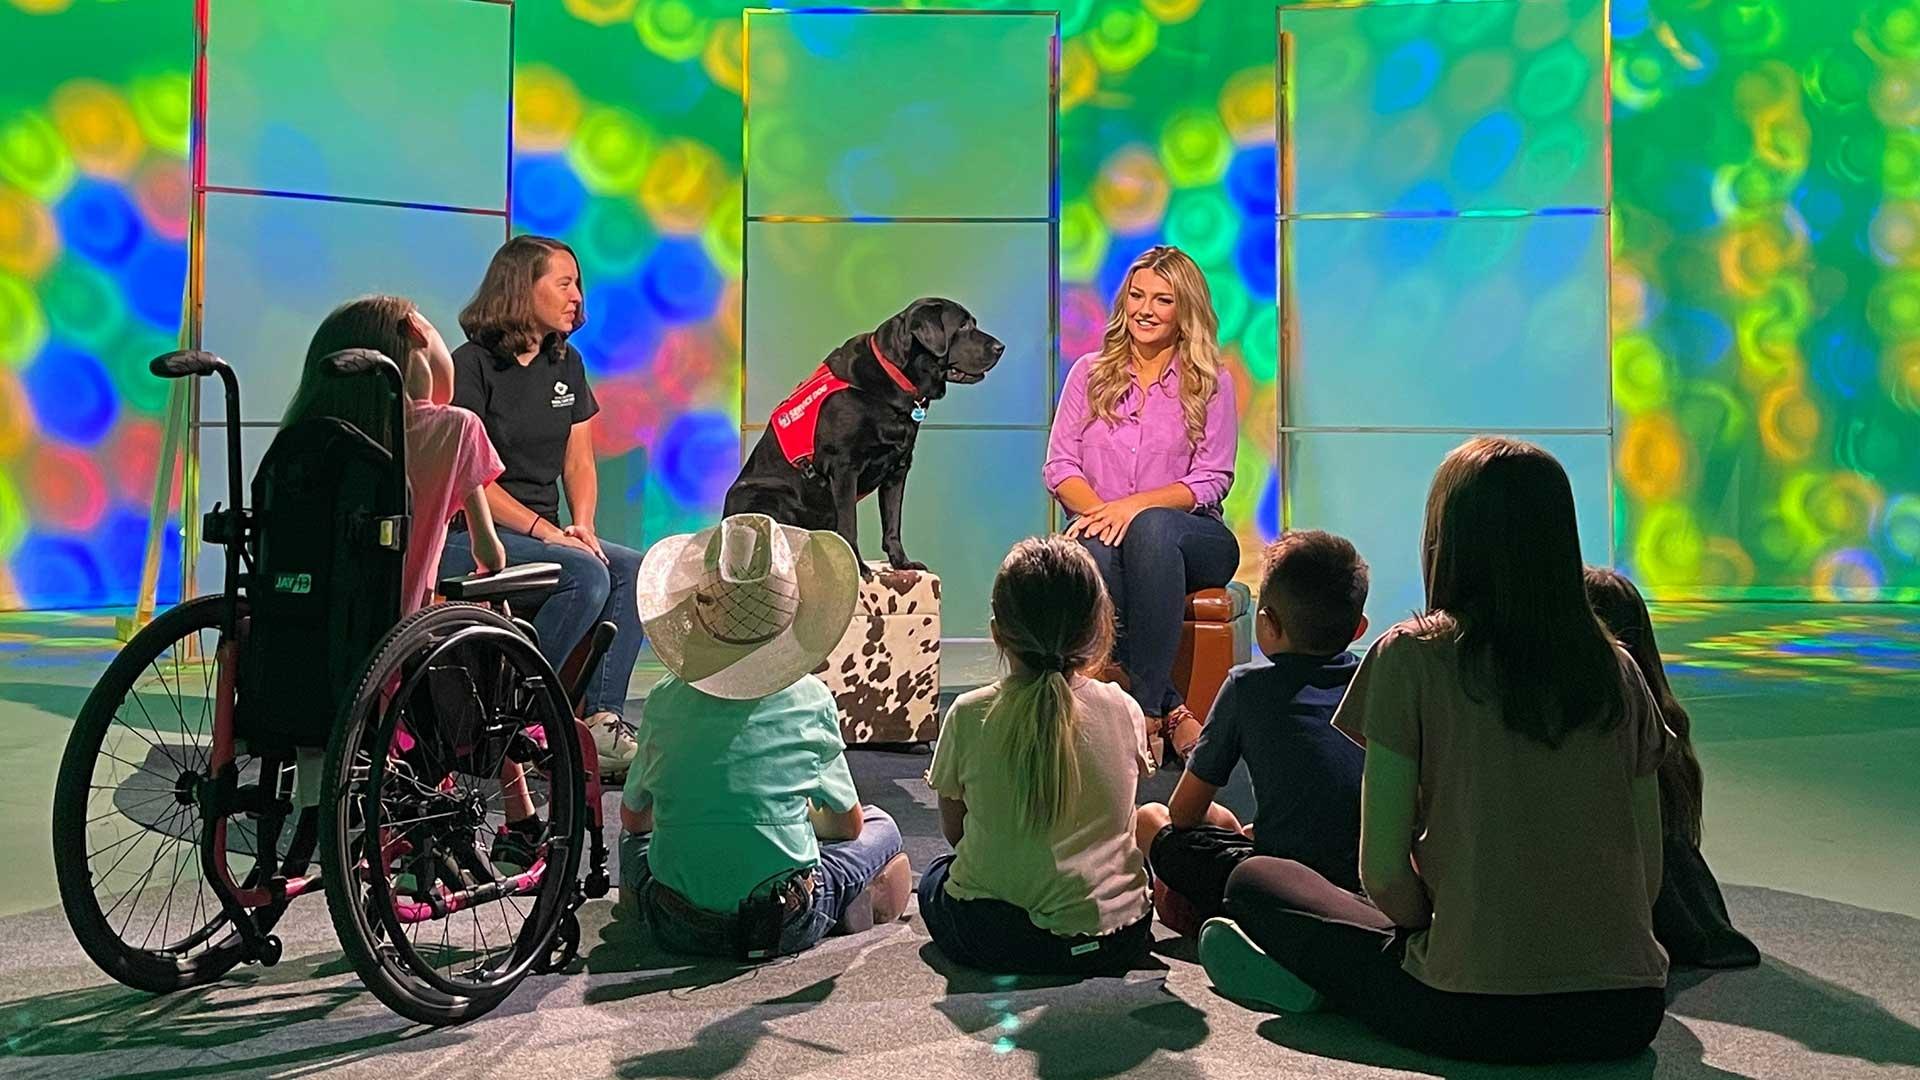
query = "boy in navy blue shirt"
(1133, 530, 1370, 935)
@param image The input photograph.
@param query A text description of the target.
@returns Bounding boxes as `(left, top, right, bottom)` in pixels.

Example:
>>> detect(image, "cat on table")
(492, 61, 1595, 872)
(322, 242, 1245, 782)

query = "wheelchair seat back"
(236, 416, 408, 756)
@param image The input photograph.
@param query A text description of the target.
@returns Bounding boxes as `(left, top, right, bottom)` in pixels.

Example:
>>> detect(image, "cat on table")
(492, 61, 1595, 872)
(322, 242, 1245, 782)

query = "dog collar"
(868, 335, 928, 421)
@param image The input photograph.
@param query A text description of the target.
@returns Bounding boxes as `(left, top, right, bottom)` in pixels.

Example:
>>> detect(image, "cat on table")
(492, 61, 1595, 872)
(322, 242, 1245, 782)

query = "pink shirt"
(1043, 352, 1237, 509)
(403, 400, 504, 616)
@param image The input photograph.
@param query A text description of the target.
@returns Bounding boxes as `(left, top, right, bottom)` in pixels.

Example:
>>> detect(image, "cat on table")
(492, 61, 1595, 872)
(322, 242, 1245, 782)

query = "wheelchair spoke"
(84, 788, 180, 828)
(109, 804, 190, 939)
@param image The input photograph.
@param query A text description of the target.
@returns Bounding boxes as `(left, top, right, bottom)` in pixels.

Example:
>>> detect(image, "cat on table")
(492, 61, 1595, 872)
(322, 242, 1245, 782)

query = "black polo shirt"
(450, 338, 599, 526)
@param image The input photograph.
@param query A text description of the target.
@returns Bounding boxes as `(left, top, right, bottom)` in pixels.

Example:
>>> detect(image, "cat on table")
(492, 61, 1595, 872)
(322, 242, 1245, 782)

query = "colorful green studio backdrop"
(2, 0, 1917, 612)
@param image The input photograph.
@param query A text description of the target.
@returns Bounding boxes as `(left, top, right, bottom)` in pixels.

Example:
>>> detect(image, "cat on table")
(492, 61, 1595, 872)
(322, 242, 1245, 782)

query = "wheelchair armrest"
(439, 562, 562, 603)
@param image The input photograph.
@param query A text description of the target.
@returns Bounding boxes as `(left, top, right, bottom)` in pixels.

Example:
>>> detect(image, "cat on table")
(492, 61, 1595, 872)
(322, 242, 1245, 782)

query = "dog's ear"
(908, 299, 956, 359)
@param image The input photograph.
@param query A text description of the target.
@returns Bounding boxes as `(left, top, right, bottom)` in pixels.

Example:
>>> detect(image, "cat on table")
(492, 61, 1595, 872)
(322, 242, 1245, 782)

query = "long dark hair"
(988, 537, 1117, 831)
(1421, 436, 1626, 746)
(1585, 567, 1704, 844)
(458, 234, 586, 358)
(282, 294, 414, 454)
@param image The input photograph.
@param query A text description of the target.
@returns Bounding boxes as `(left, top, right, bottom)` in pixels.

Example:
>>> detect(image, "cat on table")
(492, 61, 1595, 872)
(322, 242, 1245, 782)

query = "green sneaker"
(1198, 917, 1327, 1013)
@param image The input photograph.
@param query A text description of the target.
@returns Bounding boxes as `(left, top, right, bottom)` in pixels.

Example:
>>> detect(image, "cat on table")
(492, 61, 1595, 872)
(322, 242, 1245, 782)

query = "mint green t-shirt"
(621, 673, 859, 912)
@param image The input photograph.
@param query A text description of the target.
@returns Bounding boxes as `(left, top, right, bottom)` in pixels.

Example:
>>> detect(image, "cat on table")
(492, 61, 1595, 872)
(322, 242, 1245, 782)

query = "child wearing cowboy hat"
(618, 513, 911, 959)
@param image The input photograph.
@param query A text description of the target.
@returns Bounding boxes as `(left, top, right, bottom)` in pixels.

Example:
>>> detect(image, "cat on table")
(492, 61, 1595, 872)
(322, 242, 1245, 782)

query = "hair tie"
(1036, 653, 1069, 674)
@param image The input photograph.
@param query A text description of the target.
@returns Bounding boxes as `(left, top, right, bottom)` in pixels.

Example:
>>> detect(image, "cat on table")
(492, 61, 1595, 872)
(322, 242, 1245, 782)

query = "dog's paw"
(887, 557, 928, 573)
(858, 561, 879, 580)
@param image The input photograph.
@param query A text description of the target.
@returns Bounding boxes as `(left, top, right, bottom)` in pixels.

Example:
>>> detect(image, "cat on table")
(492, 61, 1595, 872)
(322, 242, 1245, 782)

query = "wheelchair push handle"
(323, 347, 401, 382)
(150, 349, 228, 380)
(323, 348, 409, 493)
(152, 352, 245, 556)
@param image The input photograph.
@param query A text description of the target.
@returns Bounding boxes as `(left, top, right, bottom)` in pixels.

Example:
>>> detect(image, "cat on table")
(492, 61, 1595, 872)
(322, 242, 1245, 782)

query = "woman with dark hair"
(1585, 567, 1759, 970)
(1197, 437, 1670, 1064)
(438, 234, 644, 779)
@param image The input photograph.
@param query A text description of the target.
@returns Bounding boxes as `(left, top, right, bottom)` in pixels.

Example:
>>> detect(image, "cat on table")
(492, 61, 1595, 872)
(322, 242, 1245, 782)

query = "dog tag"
(910, 405, 927, 423)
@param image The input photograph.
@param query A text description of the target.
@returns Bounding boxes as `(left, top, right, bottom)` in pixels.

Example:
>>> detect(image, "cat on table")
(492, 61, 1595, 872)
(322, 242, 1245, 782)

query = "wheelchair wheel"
(52, 596, 316, 993)
(319, 603, 585, 1026)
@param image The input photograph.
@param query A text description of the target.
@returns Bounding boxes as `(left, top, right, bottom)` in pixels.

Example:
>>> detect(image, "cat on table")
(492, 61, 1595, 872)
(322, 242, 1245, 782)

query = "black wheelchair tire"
(318, 602, 586, 1026)
(53, 595, 314, 993)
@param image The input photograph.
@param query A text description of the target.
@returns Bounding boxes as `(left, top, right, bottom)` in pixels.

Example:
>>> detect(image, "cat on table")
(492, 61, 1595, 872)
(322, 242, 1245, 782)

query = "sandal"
(1165, 705, 1203, 765)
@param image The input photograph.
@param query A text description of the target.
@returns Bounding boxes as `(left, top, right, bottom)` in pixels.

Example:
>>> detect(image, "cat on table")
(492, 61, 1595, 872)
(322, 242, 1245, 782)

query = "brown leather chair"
(1173, 581, 1254, 721)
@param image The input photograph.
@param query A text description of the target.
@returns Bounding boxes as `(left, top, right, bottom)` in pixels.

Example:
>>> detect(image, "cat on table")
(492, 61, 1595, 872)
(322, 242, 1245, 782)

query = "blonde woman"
(1044, 245, 1239, 764)
(920, 537, 1155, 974)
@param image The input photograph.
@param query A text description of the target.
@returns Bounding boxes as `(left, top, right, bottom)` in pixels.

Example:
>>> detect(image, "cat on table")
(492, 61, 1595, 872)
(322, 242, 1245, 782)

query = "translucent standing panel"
(205, 0, 511, 210)
(850, 428, 1052, 638)
(1287, 432, 1612, 633)
(1279, 0, 1606, 215)
(745, 12, 1053, 219)
(199, 192, 506, 423)
(744, 221, 1053, 428)
(1284, 214, 1608, 429)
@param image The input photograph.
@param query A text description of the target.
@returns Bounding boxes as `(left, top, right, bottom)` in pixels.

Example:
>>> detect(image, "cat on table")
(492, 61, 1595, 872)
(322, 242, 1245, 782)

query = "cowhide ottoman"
(814, 567, 941, 745)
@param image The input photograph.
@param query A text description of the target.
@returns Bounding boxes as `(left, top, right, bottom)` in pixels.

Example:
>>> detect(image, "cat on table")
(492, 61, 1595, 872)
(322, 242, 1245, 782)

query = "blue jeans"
(1075, 507, 1239, 717)
(621, 805, 904, 959)
(439, 528, 645, 718)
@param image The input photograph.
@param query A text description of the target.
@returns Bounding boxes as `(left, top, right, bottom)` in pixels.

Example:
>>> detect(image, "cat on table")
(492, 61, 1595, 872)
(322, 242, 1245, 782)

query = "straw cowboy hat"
(636, 513, 860, 700)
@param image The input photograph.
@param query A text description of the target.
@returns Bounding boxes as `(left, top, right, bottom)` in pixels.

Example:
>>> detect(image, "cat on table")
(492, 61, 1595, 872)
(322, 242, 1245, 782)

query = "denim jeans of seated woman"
(620, 806, 904, 959)
(1073, 506, 1239, 717)
(439, 528, 645, 719)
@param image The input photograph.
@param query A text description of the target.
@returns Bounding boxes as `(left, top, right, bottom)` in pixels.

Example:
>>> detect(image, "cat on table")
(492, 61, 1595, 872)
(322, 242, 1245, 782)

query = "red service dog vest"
(767, 336, 928, 471)
(770, 364, 850, 470)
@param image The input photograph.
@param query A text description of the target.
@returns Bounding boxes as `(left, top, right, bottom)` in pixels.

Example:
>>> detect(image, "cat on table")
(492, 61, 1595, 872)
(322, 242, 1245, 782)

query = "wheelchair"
(51, 348, 614, 1026)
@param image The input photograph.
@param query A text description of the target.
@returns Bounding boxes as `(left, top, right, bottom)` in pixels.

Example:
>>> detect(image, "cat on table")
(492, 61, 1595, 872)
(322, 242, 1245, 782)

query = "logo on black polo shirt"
(551, 380, 575, 408)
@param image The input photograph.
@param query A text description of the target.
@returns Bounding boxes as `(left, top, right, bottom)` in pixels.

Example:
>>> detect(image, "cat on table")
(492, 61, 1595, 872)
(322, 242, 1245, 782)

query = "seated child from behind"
(618, 514, 911, 961)
(1135, 529, 1370, 934)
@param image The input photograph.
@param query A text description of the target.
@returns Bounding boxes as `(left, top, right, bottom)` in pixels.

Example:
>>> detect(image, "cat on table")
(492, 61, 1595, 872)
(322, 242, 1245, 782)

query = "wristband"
(530, 520, 548, 541)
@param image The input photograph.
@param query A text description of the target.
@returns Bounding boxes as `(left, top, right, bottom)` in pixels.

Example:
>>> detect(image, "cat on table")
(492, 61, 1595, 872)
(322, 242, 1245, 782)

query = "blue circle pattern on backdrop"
(1225, 144, 1277, 220)
(1374, 41, 1442, 114)
(654, 410, 737, 510)
(1235, 219, 1277, 300)
(1452, 111, 1523, 193)
(95, 506, 181, 601)
(11, 534, 105, 609)
(640, 238, 722, 325)
(574, 278, 664, 376)
(25, 342, 119, 446)
(119, 237, 188, 329)
(55, 179, 144, 268)
(513, 155, 588, 235)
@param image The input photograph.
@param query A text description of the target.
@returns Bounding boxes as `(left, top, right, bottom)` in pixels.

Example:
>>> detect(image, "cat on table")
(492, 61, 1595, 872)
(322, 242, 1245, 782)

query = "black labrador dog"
(724, 297, 1003, 572)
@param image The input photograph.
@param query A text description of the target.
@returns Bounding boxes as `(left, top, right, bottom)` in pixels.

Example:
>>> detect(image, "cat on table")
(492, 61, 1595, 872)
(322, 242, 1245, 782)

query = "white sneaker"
(586, 711, 638, 780)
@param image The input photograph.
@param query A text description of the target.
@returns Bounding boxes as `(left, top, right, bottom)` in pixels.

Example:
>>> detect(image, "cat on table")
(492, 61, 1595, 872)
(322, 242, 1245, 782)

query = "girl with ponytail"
(919, 537, 1157, 974)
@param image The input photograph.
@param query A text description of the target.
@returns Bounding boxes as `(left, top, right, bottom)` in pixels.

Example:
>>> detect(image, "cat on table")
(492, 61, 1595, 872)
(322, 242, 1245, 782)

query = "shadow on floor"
(0, 952, 447, 1077)
(924, 941, 1212, 1080)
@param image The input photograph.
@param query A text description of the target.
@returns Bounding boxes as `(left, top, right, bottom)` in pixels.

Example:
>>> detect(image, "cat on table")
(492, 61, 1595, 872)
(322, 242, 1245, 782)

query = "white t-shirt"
(926, 675, 1153, 937)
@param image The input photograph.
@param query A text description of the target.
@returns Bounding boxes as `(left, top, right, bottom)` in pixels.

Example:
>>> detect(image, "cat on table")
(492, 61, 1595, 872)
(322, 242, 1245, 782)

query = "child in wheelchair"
(618, 513, 912, 961)
(284, 295, 549, 867)
(286, 295, 509, 608)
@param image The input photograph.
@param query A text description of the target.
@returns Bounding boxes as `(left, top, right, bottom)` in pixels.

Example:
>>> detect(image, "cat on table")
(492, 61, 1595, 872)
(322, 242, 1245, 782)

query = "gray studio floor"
(0, 605, 1916, 1079)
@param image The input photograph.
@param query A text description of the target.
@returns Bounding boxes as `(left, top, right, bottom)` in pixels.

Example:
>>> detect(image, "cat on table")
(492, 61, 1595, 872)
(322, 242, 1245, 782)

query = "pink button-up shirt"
(1044, 352, 1237, 511)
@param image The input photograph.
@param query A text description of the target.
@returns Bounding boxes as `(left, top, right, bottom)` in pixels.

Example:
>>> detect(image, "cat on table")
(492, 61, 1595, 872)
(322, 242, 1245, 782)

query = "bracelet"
(530, 520, 547, 541)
